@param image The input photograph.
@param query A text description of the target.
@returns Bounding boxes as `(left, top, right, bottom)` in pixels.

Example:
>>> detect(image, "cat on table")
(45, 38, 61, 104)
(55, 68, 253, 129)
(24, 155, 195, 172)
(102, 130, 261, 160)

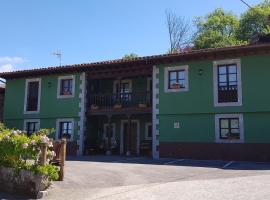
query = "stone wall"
(0, 166, 50, 198)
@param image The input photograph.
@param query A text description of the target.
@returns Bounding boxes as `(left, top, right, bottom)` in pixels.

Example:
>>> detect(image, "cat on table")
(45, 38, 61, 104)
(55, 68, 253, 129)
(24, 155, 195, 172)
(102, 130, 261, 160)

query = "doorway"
(120, 120, 140, 155)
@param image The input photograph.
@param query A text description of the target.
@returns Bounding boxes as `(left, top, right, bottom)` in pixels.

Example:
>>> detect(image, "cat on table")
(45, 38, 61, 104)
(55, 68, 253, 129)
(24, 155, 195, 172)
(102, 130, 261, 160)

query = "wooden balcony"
(87, 92, 152, 115)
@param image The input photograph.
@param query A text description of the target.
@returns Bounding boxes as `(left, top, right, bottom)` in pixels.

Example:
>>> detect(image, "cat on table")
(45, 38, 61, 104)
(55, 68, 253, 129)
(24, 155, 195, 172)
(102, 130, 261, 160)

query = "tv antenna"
(52, 50, 62, 67)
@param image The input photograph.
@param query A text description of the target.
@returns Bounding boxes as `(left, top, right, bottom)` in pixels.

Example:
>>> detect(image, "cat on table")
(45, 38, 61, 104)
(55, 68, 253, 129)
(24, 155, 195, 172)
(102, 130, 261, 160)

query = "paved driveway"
(42, 156, 270, 200)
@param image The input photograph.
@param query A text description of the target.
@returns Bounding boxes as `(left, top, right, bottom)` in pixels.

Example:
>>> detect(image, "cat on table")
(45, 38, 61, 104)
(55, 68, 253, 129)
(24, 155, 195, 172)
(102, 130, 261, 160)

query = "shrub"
(0, 124, 59, 180)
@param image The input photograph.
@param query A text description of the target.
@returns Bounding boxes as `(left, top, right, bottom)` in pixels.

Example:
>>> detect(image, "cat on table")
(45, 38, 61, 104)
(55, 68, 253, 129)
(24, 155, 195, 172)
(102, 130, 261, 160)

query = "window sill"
(216, 139, 244, 144)
(165, 88, 188, 93)
(214, 102, 242, 107)
(57, 94, 74, 99)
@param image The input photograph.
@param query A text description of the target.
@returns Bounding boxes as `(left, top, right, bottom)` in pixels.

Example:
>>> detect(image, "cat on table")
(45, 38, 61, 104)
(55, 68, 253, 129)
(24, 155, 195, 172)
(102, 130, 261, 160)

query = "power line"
(240, 0, 252, 9)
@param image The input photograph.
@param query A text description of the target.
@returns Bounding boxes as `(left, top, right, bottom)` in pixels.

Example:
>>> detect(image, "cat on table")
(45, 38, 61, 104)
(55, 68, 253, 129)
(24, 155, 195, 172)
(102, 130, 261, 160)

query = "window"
(145, 123, 152, 140)
(57, 76, 75, 98)
(60, 79, 73, 95)
(24, 78, 41, 113)
(113, 80, 132, 101)
(164, 66, 189, 92)
(215, 114, 244, 143)
(24, 119, 40, 136)
(218, 64, 238, 103)
(213, 59, 242, 106)
(56, 119, 74, 140)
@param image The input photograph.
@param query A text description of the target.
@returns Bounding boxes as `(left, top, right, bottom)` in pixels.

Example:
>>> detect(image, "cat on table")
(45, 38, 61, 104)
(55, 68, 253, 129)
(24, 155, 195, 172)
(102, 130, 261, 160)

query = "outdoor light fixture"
(198, 68, 203, 75)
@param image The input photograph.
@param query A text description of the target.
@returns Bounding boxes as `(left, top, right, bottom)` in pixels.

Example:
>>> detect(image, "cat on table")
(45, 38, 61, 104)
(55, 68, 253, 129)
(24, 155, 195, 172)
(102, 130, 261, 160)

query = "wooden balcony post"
(106, 114, 112, 155)
(59, 138, 67, 181)
(126, 115, 131, 156)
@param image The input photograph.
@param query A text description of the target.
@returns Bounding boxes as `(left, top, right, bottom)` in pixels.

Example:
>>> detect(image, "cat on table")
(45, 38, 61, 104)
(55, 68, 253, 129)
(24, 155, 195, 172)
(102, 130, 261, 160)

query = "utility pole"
(240, 0, 252, 9)
(52, 50, 62, 67)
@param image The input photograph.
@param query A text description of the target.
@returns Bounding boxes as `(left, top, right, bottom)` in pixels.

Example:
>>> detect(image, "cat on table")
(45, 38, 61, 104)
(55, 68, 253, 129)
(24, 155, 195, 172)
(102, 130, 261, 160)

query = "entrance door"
(122, 121, 138, 155)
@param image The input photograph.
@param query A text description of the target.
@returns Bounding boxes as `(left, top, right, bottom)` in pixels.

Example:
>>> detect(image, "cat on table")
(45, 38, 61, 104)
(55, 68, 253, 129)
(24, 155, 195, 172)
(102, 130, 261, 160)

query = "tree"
(122, 53, 138, 59)
(193, 8, 246, 49)
(165, 10, 191, 53)
(237, 0, 270, 41)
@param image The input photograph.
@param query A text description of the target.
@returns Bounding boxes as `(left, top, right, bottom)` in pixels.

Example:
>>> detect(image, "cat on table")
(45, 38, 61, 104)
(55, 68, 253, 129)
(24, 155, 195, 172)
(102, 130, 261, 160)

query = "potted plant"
(171, 83, 181, 89)
(91, 104, 99, 110)
(138, 102, 147, 108)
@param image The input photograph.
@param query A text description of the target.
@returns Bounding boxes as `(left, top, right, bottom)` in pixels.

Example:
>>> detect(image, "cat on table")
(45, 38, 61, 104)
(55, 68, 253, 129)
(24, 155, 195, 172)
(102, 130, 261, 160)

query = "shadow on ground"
(67, 155, 270, 170)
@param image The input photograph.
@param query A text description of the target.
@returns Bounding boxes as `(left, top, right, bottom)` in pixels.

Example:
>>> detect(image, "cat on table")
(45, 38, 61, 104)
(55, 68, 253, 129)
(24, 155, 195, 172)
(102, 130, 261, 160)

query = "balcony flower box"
(138, 103, 147, 108)
(170, 83, 181, 89)
(91, 104, 99, 110)
(113, 103, 122, 109)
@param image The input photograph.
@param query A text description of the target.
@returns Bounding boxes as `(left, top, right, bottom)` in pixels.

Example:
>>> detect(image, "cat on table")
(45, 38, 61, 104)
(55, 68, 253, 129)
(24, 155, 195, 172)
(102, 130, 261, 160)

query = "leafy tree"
(122, 53, 138, 59)
(193, 8, 246, 49)
(237, 0, 270, 41)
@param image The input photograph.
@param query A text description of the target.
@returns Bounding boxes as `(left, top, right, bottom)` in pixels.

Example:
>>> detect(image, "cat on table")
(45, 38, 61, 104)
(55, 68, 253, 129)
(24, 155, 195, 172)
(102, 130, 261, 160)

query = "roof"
(1, 43, 270, 79)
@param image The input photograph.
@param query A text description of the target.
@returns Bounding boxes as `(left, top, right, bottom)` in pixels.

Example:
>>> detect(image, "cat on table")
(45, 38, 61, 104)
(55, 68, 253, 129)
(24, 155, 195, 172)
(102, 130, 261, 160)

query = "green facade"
(156, 55, 270, 143)
(4, 74, 81, 140)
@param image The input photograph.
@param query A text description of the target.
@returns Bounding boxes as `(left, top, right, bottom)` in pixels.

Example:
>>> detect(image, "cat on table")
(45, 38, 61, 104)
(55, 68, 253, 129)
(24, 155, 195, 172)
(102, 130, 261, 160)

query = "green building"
(1, 44, 270, 161)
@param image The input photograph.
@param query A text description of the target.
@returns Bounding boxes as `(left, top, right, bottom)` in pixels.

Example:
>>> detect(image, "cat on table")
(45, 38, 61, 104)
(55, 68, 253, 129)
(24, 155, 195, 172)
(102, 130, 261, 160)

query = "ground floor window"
(56, 119, 74, 140)
(215, 114, 244, 143)
(24, 119, 40, 136)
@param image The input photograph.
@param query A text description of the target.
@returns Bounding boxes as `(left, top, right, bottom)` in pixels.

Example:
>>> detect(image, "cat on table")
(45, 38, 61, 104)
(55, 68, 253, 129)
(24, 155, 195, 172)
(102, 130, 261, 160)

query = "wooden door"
(123, 122, 138, 155)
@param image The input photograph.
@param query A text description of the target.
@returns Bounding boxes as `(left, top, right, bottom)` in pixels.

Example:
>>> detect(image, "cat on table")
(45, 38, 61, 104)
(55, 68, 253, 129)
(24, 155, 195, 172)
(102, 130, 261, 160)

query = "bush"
(0, 124, 59, 180)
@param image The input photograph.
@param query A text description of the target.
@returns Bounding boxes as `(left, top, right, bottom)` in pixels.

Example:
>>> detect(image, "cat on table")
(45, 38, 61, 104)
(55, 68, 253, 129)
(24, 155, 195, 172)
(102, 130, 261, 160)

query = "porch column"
(106, 114, 112, 155)
(126, 115, 131, 156)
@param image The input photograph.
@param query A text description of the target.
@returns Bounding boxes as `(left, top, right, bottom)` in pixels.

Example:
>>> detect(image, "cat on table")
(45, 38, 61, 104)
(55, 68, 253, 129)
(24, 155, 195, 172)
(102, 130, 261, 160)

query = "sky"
(0, 0, 263, 73)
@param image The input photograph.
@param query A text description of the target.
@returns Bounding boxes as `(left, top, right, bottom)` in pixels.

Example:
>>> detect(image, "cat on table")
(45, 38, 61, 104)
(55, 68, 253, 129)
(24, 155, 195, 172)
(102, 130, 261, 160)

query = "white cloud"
(0, 56, 27, 73)
(0, 56, 25, 64)
(0, 64, 14, 72)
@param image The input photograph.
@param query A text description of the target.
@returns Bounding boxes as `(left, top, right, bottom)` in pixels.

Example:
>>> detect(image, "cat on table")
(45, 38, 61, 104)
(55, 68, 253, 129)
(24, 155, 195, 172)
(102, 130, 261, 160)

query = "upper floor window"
(215, 114, 244, 143)
(164, 65, 189, 92)
(213, 59, 242, 107)
(57, 75, 75, 98)
(113, 79, 132, 101)
(24, 119, 40, 136)
(24, 78, 41, 113)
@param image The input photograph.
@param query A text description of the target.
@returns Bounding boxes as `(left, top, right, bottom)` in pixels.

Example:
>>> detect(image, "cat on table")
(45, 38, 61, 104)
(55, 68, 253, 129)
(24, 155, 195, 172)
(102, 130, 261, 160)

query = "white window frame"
(103, 123, 116, 139)
(113, 79, 132, 93)
(213, 59, 242, 107)
(55, 118, 74, 141)
(23, 119, 40, 134)
(145, 122, 152, 140)
(164, 65, 189, 93)
(24, 78, 41, 114)
(57, 75, 75, 99)
(215, 114, 244, 143)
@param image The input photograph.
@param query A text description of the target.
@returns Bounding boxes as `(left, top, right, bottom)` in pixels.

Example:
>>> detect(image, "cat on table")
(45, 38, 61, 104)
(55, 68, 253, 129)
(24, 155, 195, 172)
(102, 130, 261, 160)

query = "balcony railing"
(218, 85, 238, 103)
(88, 92, 152, 110)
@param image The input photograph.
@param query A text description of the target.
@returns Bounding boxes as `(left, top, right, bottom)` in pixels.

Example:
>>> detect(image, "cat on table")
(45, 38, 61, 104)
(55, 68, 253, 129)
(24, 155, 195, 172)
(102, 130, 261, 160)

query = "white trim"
(24, 78, 41, 114)
(56, 118, 75, 141)
(113, 79, 132, 93)
(145, 122, 152, 140)
(120, 119, 140, 155)
(215, 114, 244, 143)
(103, 123, 116, 139)
(152, 65, 159, 159)
(213, 59, 242, 107)
(77, 72, 86, 155)
(57, 75, 75, 99)
(23, 119, 40, 133)
(164, 65, 189, 93)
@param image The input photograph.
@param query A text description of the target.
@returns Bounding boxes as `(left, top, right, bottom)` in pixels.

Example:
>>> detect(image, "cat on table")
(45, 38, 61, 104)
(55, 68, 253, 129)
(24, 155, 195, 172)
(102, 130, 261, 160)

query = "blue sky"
(0, 0, 262, 72)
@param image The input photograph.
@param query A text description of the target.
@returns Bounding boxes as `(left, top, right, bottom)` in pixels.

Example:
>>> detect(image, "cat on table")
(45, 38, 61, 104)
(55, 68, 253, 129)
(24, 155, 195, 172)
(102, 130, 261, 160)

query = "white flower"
(40, 136, 49, 143)
(4, 135, 10, 140)
(12, 130, 17, 135)
(48, 141, 53, 147)
(22, 143, 29, 149)
(30, 140, 36, 145)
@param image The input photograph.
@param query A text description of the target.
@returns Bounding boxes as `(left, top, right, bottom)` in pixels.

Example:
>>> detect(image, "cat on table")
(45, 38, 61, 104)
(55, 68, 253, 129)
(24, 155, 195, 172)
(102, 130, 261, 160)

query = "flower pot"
(91, 104, 99, 110)
(138, 103, 147, 108)
(113, 104, 122, 109)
